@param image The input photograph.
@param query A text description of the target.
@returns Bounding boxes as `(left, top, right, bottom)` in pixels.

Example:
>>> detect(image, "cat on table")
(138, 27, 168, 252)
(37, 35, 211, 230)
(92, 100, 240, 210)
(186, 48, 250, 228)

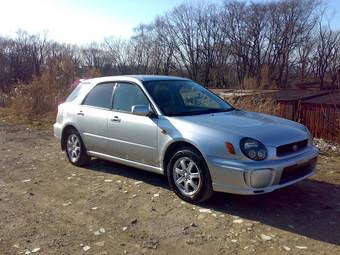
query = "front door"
(107, 82, 159, 167)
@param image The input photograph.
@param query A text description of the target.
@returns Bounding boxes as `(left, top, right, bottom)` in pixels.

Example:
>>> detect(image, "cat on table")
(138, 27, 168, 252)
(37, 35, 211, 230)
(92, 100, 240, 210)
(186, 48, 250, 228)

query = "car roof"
(125, 75, 190, 82)
(84, 75, 190, 85)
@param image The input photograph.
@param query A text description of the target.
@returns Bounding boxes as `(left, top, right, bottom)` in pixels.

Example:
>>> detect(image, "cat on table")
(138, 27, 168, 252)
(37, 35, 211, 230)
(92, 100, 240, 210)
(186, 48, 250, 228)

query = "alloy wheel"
(172, 157, 201, 196)
(66, 134, 81, 163)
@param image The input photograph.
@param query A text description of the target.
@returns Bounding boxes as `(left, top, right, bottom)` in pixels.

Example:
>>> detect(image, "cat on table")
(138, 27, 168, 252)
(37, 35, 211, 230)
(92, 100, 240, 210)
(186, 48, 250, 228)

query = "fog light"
(250, 169, 273, 188)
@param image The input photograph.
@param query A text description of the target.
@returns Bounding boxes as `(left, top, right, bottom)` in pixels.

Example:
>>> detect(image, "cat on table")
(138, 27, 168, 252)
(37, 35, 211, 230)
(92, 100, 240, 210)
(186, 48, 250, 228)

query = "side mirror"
(131, 105, 153, 116)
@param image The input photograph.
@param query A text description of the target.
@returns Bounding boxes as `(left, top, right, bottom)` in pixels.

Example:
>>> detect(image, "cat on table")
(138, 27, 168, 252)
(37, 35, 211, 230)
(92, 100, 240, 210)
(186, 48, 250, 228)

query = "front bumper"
(53, 122, 62, 140)
(207, 145, 319, 195)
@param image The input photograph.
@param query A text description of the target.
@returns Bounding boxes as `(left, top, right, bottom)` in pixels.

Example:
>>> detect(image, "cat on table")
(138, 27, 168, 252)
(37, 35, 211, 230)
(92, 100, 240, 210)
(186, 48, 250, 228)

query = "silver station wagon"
(54, 75, 319, 203)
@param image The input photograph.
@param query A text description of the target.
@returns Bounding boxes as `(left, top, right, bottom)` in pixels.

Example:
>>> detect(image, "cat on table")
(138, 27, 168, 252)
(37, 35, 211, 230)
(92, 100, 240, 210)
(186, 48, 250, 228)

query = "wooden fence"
(276, 93, 340, 143)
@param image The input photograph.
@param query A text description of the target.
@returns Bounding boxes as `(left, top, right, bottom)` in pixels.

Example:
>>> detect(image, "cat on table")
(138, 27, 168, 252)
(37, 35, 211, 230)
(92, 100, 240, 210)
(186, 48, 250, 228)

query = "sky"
(0, 0, 339, 45)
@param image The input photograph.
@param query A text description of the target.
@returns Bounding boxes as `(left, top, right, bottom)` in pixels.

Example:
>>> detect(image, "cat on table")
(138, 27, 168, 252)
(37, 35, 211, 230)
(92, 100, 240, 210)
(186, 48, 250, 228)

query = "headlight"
(305, 127, 313, 145)
(240, 138, 267, 161)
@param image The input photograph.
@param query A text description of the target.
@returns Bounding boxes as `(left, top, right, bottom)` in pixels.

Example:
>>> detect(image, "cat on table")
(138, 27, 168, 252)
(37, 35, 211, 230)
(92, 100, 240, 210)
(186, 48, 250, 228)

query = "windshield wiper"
(207, 108, 236, 113)
(168, 108, 236, 117)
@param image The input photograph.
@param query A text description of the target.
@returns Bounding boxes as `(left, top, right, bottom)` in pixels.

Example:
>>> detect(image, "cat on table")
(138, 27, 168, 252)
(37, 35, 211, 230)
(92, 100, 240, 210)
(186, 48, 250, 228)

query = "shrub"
(0, 90, 10, 107)
(9, 57, 77, 119)
(83, 68, 102, 79)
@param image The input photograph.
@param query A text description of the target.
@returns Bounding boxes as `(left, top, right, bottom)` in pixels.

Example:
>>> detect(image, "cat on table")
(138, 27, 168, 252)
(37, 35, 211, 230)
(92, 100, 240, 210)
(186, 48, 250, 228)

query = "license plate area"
(279, 157, 317, 184)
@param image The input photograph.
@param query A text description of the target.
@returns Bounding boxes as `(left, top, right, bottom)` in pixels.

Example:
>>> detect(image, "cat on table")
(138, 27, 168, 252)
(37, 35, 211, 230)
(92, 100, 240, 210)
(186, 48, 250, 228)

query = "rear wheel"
(167, 147, 213, 203)
(65, 129, 90, 166)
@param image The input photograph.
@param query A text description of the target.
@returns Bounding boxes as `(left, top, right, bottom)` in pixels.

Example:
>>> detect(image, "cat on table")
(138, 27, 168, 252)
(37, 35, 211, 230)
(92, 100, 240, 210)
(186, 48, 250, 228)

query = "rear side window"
(113, 83, 149, 112)
(83, 83, 114, 109)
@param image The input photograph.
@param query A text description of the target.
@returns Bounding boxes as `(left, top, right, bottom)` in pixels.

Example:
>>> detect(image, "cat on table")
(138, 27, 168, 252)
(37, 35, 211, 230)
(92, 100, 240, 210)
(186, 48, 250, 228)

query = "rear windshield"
(66, 83, 88, 102)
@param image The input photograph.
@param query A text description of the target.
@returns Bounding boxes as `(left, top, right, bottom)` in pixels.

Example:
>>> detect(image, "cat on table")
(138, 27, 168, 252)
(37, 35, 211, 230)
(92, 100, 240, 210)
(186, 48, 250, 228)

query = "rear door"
(107, 82, 159, 166)
(76, 82, 114, 154)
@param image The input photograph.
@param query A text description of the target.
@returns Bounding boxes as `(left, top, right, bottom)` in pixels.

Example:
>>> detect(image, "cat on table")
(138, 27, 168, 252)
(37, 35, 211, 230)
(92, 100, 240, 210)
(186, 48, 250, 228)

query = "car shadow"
(84, 159, 340, 246)
(206, 179, 340, 246)
(85, 158, 169, 189)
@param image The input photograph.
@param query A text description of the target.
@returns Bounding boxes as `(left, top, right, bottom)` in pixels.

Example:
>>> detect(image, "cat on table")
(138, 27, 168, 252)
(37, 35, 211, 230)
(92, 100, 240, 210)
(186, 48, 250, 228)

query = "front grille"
(279, 157, 317, 184)
(277, 139, 308, 157)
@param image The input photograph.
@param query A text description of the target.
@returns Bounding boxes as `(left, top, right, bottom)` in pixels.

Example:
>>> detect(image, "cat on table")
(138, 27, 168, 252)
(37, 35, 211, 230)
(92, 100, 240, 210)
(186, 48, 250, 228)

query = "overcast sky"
(0, 0, 339, 45)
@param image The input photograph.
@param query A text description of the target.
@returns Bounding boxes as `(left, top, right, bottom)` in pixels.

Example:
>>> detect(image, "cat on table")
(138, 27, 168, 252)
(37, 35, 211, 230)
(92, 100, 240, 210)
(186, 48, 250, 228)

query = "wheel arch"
(61, 124, 80, 151)
(162, 140, 208, 174)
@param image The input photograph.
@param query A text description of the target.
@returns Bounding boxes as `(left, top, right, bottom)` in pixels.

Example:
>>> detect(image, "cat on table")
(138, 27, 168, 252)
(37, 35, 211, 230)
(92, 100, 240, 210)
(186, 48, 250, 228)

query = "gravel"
(0, 120, 339, 255)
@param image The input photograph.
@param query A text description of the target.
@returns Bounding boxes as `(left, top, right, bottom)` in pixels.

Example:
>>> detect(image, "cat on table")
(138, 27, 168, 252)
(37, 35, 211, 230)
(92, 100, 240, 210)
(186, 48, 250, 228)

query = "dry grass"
(242, 66, 273, 90)
(7, 58, 77, 122)
(224, 94, 278, 115)
(1, 60, 103, 125)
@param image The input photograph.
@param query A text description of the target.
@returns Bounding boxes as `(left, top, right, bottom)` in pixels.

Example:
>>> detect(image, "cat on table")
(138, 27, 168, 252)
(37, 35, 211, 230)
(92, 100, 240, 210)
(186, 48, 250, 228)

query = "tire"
(167, 147, 213, 203)
(65, 128, 90, 167)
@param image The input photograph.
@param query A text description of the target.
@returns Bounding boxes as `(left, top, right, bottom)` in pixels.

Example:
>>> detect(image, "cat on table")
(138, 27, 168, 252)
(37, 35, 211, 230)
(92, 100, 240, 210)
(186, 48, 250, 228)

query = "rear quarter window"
(66, 83, 88, 102)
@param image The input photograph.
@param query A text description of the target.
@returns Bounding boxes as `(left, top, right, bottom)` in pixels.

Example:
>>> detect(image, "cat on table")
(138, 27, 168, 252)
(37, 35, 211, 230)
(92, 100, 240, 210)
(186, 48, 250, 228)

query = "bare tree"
(315, 23, 340, 89)
(0, 0, 339, 92)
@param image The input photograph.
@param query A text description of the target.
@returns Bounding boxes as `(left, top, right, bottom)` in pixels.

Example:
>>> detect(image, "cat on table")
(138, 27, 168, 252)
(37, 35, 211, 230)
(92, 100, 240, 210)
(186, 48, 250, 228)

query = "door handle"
(77, 111, 84, 116)
(110, 116, 121, 122)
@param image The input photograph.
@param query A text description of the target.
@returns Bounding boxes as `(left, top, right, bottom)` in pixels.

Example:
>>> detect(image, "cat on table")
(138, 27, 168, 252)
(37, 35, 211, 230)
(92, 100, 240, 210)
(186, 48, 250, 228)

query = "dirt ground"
(0, 119, 339, 255)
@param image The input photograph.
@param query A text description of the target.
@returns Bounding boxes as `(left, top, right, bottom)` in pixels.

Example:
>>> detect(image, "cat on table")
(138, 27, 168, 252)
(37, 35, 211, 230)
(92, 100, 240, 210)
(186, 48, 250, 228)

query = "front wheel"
(65, 129, 90, 166)
(167, 147, 213, 203)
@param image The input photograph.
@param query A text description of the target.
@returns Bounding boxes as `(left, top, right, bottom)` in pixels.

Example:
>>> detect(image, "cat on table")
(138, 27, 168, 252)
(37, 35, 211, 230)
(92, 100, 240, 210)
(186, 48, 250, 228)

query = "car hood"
(169, 110, 307, 146)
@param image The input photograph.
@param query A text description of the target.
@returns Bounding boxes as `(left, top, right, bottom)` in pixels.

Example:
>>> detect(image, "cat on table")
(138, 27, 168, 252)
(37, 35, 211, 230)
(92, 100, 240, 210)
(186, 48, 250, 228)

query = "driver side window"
(113, 83, 150, 112)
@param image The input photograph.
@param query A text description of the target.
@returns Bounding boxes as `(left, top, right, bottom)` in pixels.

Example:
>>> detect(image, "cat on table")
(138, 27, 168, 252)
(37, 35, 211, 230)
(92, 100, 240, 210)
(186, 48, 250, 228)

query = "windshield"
(143, 80, 234, 116)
